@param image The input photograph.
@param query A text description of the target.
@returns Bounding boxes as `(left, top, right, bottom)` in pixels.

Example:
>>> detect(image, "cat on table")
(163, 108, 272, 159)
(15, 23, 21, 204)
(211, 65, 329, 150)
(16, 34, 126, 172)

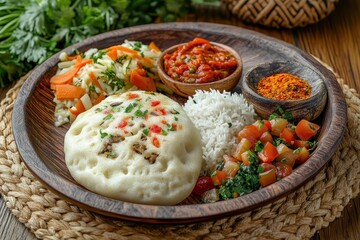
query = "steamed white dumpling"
(64, 91, 203, 205)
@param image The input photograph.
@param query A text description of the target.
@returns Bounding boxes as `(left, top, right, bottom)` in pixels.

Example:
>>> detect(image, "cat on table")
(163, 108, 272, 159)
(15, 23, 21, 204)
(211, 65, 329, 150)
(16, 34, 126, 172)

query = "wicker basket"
(222, 0, 340, 28)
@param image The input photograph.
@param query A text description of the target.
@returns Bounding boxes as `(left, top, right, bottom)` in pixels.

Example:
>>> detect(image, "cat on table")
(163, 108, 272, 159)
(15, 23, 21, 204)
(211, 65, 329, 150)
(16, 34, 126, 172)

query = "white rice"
(183, 89, 257, 174)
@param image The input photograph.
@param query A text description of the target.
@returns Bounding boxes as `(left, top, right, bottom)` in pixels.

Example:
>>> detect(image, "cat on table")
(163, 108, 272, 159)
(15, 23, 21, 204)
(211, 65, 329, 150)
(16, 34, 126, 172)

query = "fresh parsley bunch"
(0, 0, 192, 88)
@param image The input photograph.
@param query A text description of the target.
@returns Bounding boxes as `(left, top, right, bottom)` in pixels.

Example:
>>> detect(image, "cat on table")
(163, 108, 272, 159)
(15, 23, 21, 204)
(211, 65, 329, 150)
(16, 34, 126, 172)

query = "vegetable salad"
(192, 107, 320, 202)
(52, 40, 170, 126)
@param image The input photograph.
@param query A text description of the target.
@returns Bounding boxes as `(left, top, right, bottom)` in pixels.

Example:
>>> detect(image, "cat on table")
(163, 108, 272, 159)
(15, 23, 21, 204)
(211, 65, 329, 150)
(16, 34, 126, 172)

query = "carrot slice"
(149, 42, 161, 52)
(66, 55, 79, 60)
(50, 57, 92, 87)
(69, 100, 86, 116)
(75, 58, 92, 68)
(55, 84, 86, 100)
(50, 66, 80, 86)
(106, 45, 139, 56)
(130, 69, 156, 92)
(106, 48, 118, 60)
(89, 72, 103, 91)
(141, 57, 154, 67)
(93, 92, 106, 105)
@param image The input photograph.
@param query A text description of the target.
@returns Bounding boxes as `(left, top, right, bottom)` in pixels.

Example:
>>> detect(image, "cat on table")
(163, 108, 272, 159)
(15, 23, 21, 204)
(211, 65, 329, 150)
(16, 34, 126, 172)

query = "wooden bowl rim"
(11, 22, 347, 224)
(242, 60, 327, 104)
(157, 41, 243, 88)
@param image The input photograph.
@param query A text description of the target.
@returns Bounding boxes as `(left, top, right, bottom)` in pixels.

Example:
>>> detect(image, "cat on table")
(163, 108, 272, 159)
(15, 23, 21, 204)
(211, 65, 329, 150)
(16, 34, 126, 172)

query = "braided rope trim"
(222, 0, 339, 28)
(0, 64, 359, 240)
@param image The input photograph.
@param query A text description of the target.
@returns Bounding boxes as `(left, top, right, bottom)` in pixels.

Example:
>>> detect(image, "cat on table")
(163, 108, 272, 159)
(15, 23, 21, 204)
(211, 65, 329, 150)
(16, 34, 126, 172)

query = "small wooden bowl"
(157, 42, 243, 97)
(241, 61, 327, 121)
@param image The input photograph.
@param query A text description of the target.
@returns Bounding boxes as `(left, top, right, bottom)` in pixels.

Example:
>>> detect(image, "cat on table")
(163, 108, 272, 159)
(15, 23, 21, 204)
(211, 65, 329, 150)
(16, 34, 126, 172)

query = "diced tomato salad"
(192, 112, 320, 202)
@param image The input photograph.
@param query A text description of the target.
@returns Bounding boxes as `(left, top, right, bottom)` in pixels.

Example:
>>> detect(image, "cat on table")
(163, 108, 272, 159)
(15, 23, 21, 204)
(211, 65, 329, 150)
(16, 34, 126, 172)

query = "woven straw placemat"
(221, 0, 339, 28)
(0, 62, 359, 240)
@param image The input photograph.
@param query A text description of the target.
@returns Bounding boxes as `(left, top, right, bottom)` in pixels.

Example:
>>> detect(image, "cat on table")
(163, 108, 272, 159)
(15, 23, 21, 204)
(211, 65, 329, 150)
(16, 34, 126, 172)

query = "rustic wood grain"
(0, 0, 359, 237)
(10, 23, 346, 224)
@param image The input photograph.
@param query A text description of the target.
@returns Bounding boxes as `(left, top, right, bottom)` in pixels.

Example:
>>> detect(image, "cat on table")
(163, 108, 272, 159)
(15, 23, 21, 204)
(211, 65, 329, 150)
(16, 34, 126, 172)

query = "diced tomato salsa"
(163, 37, 238, 83)
(192, 110, 320, 202)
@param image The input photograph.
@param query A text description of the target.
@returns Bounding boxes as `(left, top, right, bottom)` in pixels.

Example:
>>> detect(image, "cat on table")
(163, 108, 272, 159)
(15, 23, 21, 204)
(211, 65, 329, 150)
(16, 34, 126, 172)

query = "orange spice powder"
(256, 73, 312, 100)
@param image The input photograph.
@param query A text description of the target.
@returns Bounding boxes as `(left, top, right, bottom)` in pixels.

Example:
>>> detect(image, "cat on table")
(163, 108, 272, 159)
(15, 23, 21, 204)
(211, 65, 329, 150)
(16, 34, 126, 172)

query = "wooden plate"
(12, 22, 347, 224)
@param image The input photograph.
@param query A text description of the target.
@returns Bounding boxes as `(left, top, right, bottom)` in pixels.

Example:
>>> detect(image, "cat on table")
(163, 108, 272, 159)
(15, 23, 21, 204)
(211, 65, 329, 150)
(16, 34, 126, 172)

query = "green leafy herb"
(103, 114, 113, 120)
(91, 50, 107, 63)
(125, 103, 137, 113)
(254, 141, 264, 153)
(101, 67, 125, 90)
(161, 129, 168, 135)
(273, 136, 286, 147)
(167, 124, 175, 131)
(293, 148, 302, 154)
(132, 41, 142, 51)
(268, 105, 293, 121)
(215, 161, 225, 171)
(0, 0, 193, 88)
(89, 84, 96, 92)
(142, 128, 149, 136)
(219, 159, 260, 200)
(116, 55, 127, 64)
(108, 151, 116, 158)
(308, 140, 318, 151)
(100, 129, 108, 139)
(135, 109, 148, 118)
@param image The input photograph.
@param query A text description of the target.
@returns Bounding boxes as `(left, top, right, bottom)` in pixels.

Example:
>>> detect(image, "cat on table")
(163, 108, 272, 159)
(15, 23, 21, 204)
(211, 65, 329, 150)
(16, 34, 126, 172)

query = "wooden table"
(0, 0, 359, 239)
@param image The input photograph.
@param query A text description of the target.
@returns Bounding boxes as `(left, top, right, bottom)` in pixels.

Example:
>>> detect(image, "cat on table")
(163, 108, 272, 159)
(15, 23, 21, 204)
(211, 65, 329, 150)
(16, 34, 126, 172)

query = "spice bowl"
(157, 41, 243, 97)
(241, 61, 327, 121)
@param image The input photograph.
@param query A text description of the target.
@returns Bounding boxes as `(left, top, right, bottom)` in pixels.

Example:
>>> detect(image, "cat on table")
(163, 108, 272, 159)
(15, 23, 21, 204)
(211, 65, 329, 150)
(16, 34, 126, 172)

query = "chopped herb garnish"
(228, 122, 232, 128)
(174, 116, 178, 121)
(255, 141, 264, 153)
(116, 55, 127, 64)
(100, 130, 108, 139)
(216, 161, 225, 171)
(269, 113, 280, 120)
(268, 105, 293, 121)
(108, 152, 116, 158)
(161, 129, 168, 135)
(135, 109, 148, 118)
(308, 140, 318, 151)
(171, 109, 180, 114)
(132, 41, 142, 51)
(89, 84, 96, 92)
(143, 128, 150, 136)
(91, 50, 107, 63)
(103, 114, 113, 120)
(293, 148, 302, 154)
(273, 137, 286, 147)
(247, 151, 258, 164)
(259, 120, 264, 129)
(101, 67, 125, 90)
(219, 161, 260, 200)
(125, 103, 137, 113)
(258, 165, 265, 173)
